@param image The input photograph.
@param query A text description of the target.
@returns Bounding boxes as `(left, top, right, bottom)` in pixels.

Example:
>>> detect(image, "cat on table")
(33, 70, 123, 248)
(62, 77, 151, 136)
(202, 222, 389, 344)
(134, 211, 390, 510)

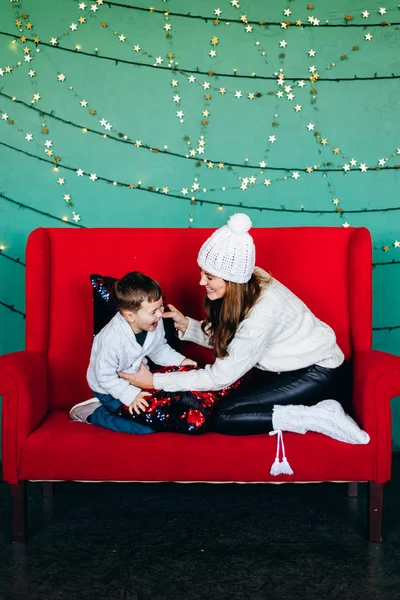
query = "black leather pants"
(211, 362, 352, 435)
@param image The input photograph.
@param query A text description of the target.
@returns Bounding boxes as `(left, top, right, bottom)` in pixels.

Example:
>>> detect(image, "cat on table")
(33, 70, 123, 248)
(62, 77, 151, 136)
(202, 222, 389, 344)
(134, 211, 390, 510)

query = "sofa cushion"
(20, 411, 374, 483)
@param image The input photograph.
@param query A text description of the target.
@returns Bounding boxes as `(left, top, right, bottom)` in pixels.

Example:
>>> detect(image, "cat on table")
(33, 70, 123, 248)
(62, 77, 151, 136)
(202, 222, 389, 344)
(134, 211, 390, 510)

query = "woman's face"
(199, 269, 227, 300)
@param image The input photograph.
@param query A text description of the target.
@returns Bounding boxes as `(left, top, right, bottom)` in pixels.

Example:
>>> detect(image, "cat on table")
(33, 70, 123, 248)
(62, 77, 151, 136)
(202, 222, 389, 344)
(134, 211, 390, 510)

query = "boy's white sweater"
(87, 311, 185, 406)
(153, 273, 344, 393)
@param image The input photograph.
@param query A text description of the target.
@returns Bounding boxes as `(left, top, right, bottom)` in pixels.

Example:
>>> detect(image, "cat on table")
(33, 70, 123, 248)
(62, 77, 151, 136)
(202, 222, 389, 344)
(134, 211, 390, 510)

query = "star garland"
(1, 3, 399, 257)
(79, 2, 400, 28)
(2, 30, 400, 81)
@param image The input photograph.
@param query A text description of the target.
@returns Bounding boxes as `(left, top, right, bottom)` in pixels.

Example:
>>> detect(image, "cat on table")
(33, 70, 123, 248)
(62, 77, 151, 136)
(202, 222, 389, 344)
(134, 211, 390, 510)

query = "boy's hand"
(129, 391, 152, 415)
(180, 358, 198, 367)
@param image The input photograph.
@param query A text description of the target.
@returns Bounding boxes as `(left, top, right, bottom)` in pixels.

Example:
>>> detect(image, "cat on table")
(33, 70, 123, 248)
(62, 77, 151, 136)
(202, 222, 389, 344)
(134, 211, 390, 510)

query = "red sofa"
(1, 226, 399, 543)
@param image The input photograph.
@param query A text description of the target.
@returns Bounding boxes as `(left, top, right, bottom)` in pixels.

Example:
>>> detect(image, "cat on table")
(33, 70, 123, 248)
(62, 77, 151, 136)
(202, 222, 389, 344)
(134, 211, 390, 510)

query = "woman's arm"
(153, 315, 282, 392)
(163, 304, 212, 348)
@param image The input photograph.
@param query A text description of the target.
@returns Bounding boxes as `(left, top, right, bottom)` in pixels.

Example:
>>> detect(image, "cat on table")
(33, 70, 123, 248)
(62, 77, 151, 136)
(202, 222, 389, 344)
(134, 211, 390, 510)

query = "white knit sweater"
(87, 311, 185, 406)
(153, 271, 344, 393)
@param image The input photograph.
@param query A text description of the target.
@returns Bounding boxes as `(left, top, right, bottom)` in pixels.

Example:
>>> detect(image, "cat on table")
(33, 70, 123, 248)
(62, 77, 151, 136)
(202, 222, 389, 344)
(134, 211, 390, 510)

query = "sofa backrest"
(26, 226, 372, 409)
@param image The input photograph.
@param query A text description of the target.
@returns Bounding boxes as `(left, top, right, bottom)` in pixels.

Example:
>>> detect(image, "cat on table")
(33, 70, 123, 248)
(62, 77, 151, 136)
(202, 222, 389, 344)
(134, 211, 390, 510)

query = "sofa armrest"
(352, 349, 400, 483)
(0, 351, 48, 484)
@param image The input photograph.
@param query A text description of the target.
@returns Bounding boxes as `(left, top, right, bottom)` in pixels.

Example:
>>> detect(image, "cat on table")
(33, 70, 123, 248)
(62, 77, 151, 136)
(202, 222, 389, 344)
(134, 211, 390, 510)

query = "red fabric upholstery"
(20, 411, 374, 483)
(1, 225, 395, 486)
(0, 351, 47, 484)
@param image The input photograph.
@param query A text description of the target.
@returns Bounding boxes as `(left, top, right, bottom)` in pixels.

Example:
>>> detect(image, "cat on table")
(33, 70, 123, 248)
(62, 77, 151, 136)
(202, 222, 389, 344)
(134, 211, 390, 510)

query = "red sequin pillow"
(115, 366, 241, 435)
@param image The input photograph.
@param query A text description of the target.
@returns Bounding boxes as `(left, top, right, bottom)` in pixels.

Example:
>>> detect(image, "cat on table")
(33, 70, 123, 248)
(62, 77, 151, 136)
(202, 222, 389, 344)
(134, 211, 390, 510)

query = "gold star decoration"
(333, 148, 340, 154)
(214, 18, 220, 25)
(33, 36, 40, 43)
(344, 15, 353, 21)
(205, 93, 211, 100)
(16, 20, 22, 27)
(211, 36, 219, 46)
(168, 52, 174, 59)
(42, 128, 49, 134)
(129, 184, 135, 189)
(101, 22, 107, 27)
(383, 246, 390, 252)
(26, 22, 32, 29)
(89, 109, 96, 115)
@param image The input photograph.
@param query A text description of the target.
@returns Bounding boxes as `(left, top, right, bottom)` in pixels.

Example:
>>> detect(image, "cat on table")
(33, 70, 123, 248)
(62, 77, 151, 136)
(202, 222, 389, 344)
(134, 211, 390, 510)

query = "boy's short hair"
(114, 271, 162, 312)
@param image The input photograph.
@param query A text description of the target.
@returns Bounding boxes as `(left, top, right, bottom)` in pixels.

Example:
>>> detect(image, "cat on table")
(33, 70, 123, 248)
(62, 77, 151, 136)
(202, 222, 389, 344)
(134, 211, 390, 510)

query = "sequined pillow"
(115, 365, 241, 435)
(89, 274, 181, 352)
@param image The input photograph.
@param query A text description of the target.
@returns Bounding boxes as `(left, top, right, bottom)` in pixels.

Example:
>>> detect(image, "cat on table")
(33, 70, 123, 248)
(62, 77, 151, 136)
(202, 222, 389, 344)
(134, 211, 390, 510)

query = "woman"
(120, 213, 369, 454)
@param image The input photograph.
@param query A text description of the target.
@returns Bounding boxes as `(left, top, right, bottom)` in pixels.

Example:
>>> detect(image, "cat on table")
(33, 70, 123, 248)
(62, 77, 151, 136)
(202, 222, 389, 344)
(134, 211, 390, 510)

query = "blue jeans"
(89, 391, 155, 435)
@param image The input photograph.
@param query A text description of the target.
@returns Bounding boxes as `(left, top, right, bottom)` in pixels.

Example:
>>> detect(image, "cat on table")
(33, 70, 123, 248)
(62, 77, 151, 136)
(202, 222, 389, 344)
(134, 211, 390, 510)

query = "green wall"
(1, 0, 399, 447)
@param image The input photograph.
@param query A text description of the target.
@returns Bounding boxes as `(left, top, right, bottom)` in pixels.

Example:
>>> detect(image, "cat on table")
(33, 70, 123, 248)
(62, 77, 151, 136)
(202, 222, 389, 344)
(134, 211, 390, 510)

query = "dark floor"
(1, 458, 400, 600)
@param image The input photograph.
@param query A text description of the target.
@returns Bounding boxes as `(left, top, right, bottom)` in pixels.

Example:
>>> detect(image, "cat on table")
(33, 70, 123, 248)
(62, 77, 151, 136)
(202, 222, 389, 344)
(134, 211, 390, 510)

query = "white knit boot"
(272, 400, 370, 444)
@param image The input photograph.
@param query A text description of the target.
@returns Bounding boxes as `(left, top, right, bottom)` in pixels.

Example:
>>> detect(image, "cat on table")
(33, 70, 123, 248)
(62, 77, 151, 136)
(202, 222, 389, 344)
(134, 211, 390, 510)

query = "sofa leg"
(43, 482, 54, 498)
(348, 482, 358, 497)
(10, 482, 27, 543)
(369, 482, 383, 543)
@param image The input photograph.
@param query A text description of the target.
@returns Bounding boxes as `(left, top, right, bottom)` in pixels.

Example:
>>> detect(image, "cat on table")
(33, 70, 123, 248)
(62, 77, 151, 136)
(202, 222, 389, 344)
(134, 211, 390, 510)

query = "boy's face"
(123, 297, 164, 334)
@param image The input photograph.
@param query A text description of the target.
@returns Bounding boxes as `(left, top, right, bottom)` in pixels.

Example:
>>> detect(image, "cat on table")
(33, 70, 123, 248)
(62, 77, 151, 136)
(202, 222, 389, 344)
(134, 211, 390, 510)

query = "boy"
(69, 271, 196, 434)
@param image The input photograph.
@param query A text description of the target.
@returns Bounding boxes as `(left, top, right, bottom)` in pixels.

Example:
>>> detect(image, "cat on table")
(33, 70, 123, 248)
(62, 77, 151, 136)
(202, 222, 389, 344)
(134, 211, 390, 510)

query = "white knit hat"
(197, 213, 256, 283)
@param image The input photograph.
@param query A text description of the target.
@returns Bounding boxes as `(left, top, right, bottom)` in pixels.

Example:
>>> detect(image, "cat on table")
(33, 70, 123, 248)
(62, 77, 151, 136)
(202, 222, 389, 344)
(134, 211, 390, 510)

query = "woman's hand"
(180, 358, 198, 367)
(118, 363, 154, 389)
(162, 304, 189, 334)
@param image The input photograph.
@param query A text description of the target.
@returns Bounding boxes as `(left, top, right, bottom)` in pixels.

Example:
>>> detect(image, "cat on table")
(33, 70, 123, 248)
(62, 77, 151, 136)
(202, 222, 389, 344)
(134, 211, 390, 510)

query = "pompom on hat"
(197, 213, 256, 283)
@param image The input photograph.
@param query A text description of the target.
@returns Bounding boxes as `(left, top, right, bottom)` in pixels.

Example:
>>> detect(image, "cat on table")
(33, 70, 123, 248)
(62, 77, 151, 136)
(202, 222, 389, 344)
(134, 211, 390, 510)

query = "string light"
(0, 192, 85, 227)
(96, 3, 400, 28)
(1, 141, 400, 215)
(1, 31, 400, 82)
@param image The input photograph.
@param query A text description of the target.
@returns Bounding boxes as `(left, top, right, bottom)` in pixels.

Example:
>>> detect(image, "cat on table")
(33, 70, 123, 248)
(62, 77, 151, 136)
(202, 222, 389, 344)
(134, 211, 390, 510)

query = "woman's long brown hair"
(201, 270, 271, 359)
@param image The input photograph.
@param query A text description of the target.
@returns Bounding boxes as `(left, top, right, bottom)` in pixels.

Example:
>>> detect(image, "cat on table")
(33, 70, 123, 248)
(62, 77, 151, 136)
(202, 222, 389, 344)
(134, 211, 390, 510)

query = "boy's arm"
(95, 344, 142, 407)
(146, 321, 186, 367)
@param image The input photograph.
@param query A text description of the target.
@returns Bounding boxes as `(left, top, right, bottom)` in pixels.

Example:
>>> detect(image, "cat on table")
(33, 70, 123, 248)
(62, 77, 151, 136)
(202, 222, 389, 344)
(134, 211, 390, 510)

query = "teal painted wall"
(0, 0, 399, 447)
